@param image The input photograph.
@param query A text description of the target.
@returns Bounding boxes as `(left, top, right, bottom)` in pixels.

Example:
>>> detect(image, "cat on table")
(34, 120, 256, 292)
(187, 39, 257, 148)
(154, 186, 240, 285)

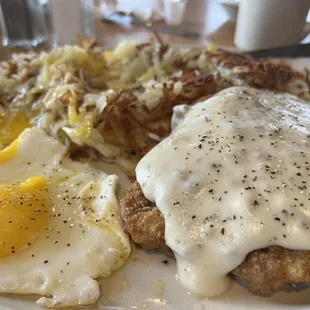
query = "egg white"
(0, 128, 131, 308)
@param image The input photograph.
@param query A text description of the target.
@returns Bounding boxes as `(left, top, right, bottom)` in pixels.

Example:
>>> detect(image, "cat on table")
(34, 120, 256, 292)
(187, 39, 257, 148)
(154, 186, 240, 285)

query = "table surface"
(0, 0, 238, 60)
(0, 0, 309, 60)
(96, 0, 235, 47)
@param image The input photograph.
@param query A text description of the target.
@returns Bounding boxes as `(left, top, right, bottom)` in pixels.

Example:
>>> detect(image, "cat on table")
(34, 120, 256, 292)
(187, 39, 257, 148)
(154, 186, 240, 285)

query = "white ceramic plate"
(1, 59, 310, 310)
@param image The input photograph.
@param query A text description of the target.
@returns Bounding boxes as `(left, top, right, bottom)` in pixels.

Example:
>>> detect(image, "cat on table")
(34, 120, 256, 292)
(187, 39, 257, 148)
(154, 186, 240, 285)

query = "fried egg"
(0, 128, 131, 308)
(0, 110, 30, 147)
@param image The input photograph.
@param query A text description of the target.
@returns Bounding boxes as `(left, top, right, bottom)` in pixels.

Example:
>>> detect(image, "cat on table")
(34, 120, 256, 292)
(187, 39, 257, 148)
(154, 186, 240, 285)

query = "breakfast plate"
(0, 42, 310, 310)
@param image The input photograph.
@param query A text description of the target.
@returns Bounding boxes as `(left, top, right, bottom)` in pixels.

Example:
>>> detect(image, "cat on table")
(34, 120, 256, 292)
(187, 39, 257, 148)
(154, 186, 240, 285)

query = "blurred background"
(0, 0, 309, 59)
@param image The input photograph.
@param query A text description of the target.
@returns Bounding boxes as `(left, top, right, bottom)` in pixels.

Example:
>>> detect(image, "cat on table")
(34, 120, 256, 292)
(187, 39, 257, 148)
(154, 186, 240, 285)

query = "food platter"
(0, 41, 310, 310)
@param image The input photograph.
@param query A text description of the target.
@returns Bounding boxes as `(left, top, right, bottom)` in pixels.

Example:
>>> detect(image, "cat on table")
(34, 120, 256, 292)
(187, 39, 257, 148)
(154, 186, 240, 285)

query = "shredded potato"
(0, 41, 309, 176)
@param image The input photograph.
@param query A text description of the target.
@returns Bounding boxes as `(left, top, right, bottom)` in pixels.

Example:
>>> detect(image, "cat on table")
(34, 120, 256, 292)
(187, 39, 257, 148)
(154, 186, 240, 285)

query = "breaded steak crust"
(120, 181, 172, 255)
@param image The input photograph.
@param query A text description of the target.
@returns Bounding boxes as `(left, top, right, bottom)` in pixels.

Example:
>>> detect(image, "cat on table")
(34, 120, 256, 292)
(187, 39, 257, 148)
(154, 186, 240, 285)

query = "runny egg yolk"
(0, 177, 49, 258)
(0, 139, 18, 165)
(0, 111, 30, 146)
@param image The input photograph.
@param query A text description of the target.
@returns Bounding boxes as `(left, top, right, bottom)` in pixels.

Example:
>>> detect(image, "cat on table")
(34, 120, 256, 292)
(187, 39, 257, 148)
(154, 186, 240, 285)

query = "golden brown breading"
(232, 246, 310, 294)
(120, 181, 172, 255)
(120, 182, 310, 294)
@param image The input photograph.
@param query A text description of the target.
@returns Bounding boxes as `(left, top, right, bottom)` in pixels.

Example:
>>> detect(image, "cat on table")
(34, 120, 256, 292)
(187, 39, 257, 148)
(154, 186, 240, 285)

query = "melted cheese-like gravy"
(136, 86, 310, 297)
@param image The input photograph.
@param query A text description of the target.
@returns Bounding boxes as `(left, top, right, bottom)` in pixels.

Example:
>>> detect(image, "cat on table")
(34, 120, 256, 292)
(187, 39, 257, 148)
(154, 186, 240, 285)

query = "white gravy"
(136, 86, 310, 297)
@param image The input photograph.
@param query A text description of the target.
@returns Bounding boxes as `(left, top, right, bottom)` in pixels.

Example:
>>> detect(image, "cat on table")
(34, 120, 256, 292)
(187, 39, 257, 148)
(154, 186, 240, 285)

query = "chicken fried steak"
(120, 182, 310, 294)
(121, 85, 310, 296)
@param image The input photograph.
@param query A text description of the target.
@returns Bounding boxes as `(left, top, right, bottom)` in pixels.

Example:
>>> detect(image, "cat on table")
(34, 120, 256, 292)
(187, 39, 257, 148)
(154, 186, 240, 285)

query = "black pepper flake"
(44, 260, 48, 264)
(162, 260, 168, 265)
(208, 189, 214, 194)
(274, 217, 280, 221)
(192, 215, 196, 219)
(252, 200, 260, 206)
(221, 228, 225, 235)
